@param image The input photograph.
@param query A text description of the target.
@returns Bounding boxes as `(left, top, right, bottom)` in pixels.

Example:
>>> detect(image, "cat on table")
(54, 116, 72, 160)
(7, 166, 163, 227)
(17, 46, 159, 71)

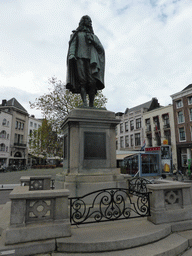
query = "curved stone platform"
(57, 218, 171, 253)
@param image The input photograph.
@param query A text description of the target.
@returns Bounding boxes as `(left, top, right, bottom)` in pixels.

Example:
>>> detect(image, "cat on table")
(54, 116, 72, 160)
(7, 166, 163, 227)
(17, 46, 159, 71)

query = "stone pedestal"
(3, 186, 71, 245)
(57, 108, 126, 197)
(147, 180, 192, 224)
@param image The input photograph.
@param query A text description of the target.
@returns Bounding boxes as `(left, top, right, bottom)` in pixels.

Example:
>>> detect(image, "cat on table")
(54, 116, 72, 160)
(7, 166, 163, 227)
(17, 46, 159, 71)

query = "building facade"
(0, 110, 12, 167)
(171, 84, 192, 170)
(143, 104, 177, 171)
(0, 98, 29, 166)
(116, 98, 160, 151)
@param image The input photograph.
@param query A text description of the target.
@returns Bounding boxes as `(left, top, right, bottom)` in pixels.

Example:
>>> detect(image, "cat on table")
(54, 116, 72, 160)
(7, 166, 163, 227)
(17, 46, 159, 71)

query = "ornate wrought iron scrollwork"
(128, 177, 152, 194)
(69, 188, 150, 225)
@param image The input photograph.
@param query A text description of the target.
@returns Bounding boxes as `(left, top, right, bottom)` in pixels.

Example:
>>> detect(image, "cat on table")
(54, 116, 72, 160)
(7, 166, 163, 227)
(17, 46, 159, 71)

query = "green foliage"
(29, 119, 62, 159)
(30, 77, 108, 129)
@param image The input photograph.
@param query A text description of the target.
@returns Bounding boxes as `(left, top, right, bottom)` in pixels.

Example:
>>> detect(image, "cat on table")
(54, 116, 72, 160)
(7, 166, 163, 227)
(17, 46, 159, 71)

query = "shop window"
(141, 154, 159, 174)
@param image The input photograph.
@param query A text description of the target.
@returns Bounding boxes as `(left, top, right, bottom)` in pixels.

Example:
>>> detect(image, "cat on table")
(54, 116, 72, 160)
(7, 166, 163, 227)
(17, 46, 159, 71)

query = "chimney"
(2, 100, 7, 106)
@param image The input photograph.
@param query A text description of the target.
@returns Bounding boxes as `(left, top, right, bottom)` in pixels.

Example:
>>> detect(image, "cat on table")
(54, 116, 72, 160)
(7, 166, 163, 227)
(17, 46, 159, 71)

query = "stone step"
(49, 233, 188, 256)
(56, 219, 171, 253)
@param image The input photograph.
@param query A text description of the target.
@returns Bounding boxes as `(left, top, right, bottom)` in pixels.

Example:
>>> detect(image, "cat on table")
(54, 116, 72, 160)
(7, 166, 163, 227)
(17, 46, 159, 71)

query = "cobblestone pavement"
(0, 167, 63, 184)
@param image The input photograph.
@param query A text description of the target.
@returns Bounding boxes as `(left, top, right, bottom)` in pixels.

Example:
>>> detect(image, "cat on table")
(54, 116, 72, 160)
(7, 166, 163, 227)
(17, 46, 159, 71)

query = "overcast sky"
(0, 0, 192, 118)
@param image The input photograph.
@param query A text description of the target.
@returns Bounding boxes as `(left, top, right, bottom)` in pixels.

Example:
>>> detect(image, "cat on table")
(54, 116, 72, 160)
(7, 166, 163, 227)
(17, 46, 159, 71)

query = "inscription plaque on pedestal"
(84, 132, 106, 159)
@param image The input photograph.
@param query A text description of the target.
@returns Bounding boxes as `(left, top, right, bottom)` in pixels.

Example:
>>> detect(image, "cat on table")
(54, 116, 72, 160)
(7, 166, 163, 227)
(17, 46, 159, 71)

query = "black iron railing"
(69, 188, 150, 225)
(128, 177, 152, 194)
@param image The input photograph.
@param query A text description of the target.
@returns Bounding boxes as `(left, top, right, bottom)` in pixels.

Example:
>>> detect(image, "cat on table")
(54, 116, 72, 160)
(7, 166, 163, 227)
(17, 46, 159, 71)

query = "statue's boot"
(80, 86, 87, 107)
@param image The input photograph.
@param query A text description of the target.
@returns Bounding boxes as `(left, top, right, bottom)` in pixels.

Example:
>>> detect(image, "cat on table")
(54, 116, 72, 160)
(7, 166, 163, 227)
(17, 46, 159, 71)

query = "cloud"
(0, 0, 192, 116)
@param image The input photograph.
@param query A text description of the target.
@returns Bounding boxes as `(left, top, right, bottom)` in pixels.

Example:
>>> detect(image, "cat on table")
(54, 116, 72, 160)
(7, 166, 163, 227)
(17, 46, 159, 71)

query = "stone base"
(3, 220, 71, 245)
(64, 171, 127, 198)
(148, 206, 192, 225)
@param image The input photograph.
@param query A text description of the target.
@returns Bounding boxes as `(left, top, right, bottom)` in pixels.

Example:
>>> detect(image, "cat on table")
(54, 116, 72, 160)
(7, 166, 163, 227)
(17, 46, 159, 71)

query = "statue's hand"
(69, 54, 76, 60)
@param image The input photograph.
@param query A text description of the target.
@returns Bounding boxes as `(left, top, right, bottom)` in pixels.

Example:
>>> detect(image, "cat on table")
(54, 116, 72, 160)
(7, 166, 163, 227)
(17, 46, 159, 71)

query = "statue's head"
(77, 15, 94, 34)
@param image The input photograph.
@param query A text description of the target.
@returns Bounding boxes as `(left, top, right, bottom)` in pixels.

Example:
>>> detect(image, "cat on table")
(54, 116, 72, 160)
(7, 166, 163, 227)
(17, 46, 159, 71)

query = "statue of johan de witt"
(66, 15, 105, 107)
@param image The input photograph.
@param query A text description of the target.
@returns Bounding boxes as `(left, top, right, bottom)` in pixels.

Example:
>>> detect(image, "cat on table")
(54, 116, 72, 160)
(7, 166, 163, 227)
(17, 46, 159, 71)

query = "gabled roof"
(3, 98, 28, 114)
(182, 84, 192, 91)
(125, 98, 160, 113)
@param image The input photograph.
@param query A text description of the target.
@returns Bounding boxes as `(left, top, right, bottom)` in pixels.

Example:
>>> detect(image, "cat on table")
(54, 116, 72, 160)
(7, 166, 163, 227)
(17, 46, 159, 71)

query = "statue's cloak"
(66, 31, 105, 93)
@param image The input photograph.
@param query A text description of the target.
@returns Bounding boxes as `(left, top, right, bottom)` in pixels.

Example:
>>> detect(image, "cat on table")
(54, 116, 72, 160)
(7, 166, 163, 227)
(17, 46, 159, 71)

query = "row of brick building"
(116, 84, 192, 172)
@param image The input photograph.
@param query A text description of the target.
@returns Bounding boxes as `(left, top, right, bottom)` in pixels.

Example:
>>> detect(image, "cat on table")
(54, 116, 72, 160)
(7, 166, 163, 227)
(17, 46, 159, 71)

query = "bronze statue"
(66, 15, 105, 107)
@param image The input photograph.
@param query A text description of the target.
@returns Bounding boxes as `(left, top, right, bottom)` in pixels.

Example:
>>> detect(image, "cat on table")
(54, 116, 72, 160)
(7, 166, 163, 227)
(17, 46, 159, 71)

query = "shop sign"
(163, 140, 168, 145)
(145, 147, 161, 151)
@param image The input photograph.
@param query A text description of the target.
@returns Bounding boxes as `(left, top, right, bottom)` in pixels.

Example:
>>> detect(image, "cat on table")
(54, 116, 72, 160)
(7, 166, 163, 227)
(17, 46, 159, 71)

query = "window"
(179, 127, 186, 141)
(130, 120, 134, 131)
(155, 132, 161, 146)
(136, 118, 141, 129)
(15, 121, 18, 129)
(0, 143, 5, 151)
(188, 96, 192, 105)
(125, 121, 128, 132)
(130, 134, 134, 146)
(163, 114, 170, 126)
(7, 121, 9, 127)
(2, 119, 6, 126)
(0, 130, 6, 139)
(120, 136, 124, 148)
(176, 100, 183, 108)
(135, 133, 141, 146)
(14, 134, 18, 143)
(164, 130, 171, 145)
(20, 135, 23, 144)
(30, 122, 33, 127)
(21, 123, 24, 130)
(18, 122, 21, 130)
(178, 111, 184, 124)
(147, 133, 152, 147)
(34, 123, 37, 129)
(38, 125, 40, 128)
(120, 123, 123, 133)
(145, 119, 151, 132)
(153, 116, 160, 130)
(190, 109, 192, 121)
(125, 135, 129, 147)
